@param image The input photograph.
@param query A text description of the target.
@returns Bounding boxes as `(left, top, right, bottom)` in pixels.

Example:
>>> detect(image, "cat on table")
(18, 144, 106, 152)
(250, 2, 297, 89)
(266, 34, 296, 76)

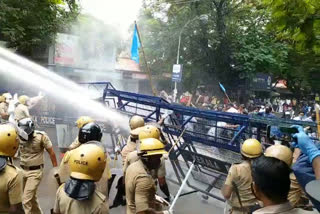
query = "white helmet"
(2, 93, 12, 103)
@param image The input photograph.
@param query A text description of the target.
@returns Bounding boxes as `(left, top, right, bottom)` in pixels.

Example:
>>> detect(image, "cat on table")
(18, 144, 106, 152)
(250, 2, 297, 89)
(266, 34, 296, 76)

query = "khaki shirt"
(0, 102, 8, 121)
(53, 183, 109, 214)
(0, 164, 23, 212)
(288, 173, 306, 207)
(14, 104, 30, 121)
(121, 137, 137, 165)
(124, 151, 166, 178)
(253, 202, 313, 214)
(225, 161, 257, 208)
(126, 160, 157, 214)
(19, 131, 52, 166)
(58, 148, 111, 196)
(68, 137, 81, 150)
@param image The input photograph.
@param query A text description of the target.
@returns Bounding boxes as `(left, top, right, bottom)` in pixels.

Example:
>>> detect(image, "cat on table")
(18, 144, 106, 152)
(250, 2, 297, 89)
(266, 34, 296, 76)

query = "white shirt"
(253, 202, 313, 214)
(207, 121, 227, 137)
(227, 107, 239, 113)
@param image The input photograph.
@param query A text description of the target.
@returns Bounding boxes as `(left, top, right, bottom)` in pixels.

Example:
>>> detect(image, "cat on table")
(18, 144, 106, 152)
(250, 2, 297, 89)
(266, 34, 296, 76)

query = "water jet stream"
(0, 47, 129, 130)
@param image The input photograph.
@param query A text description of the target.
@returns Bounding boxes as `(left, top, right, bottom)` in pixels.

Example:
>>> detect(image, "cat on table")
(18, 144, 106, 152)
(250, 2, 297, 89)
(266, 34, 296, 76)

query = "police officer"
(0, 124, 24, 213)
(68, 116, 94, 150)
(221, 139, 262, 214)
(123, 125, 161, 172)
(121, 126, 143, 165)
(129, 115, 145, 130)
(124, 125, 171, 201)
(0, 95, 9, 122)
(2, 93, 12, 103)
(125, 138, 171, 214)
(58, 122, 111, 198)
(53, 143, 109, 214)
(15, 96, 30, 121)
(251, 156, 312, 214)
(121, 115, 145, 163)
(265, 145, 310, 208)
(18, 117, 58, 214)
(111, 125, 143, 208)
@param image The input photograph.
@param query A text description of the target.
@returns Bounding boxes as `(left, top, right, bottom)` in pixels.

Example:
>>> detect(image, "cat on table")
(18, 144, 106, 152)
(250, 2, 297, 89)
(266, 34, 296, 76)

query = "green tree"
(263, 0, 320, 54)
(0, 0, 79, 56)
(137, 0, 293, 93)
(262, 0, 320, 96)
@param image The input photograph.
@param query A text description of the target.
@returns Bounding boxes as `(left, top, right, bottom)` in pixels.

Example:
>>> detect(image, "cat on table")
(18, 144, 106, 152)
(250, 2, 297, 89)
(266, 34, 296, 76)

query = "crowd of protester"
(159, 88, 318, 122)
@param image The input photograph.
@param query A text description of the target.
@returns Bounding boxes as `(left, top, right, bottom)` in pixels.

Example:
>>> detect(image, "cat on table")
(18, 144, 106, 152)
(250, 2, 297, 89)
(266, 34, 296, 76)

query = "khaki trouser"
(22, 168, 43, 214)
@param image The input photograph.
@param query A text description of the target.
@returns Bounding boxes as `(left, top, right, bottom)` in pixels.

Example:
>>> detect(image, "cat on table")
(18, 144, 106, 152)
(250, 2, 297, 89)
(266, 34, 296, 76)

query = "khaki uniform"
(121, 137, 137, 166)
(54, 183, 109, 214)
(15, 103, 30, 121)
(68, 137, 81, 150)
(0, 164, 23, 213)
(126, 160, 157, 214)
(225, 161, 258, 214)
(19, 131, 52, 214)
(0, 102, 8, 121)
(124, 151, 166, 178)
(288, 173, 308, 207)
(58, 147, 111, 196)
(253, 202, 313, 214)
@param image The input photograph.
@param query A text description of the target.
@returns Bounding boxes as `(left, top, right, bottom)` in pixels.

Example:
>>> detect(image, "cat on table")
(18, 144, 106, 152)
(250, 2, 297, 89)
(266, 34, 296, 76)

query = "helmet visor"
(19, 124, 34, 135)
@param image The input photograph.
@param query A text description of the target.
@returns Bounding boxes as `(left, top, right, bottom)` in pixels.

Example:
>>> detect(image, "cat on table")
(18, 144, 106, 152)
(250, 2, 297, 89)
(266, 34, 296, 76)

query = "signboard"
(180, 149, 231, 175)
(172, 64, 183, 82)
(32, 116, 56, 126)
(54, 33, 79, 66)
(251, 73, 272, 91)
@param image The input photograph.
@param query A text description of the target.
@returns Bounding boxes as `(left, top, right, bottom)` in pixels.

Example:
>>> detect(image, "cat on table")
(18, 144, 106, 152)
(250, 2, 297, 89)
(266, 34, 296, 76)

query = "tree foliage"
(261, 0, 320, 96)
(137, 0, 320, 97)
(263, 0, 320, 54)
(0, 0, 79, 56)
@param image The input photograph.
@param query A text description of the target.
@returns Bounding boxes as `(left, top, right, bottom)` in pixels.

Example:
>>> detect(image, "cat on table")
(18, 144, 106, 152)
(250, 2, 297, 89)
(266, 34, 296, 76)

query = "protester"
(251, 156, 313, 214)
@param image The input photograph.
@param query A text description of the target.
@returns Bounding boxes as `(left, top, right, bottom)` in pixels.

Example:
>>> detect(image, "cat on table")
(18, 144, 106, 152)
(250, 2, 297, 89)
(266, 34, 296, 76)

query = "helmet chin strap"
(65, 178, 96, 201)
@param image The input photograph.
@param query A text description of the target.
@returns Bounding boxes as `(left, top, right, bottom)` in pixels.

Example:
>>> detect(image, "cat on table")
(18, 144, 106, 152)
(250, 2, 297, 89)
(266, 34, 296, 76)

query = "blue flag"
(131, 24, 140, 63)
(219, 82, 226, 93)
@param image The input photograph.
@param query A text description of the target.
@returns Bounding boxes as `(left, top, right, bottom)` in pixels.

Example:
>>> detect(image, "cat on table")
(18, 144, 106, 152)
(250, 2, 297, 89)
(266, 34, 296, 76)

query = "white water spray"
(0, 47, 129, 130)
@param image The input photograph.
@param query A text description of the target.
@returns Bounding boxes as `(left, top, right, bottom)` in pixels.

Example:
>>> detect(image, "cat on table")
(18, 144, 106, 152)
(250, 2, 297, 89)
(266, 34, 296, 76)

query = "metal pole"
(173, 16, 202, 102)
(168, 127, 187, 154)
(176, 34, 181, 65)
(224, 91, 232, 103)
(169, 163, 195, 212)
(174, 82, 178, 102)
(173, 34, 182, 103)
(134, 21, 157, 96)
(315, 104, 320, 139)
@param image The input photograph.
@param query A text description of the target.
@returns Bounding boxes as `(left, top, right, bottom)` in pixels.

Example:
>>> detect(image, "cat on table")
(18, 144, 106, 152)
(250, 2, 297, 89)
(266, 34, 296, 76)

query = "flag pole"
(219, 82, 231, 103)
(134, 21, 157, 96)
(225, 92, 231, 104)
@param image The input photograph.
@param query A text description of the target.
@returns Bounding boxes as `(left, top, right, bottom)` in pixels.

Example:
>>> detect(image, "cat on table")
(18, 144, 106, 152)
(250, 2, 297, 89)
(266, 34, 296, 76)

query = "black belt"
(232, 204, 260, 212)
(21, 164, 44, 170)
